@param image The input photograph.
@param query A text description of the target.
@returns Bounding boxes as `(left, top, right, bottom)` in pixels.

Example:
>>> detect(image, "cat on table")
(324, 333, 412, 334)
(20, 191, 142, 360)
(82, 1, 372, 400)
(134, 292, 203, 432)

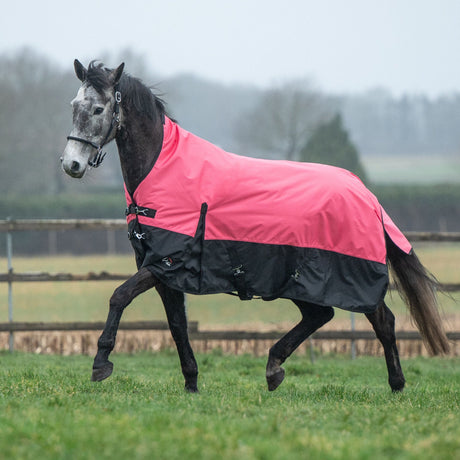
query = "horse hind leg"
(365, 300, 405, 392)
(266, 301, 334, 391)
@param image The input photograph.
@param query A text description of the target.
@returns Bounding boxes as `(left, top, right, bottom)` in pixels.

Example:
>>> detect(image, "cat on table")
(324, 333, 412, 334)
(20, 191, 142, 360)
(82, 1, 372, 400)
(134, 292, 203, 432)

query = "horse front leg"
(92, 267, 157, 381)
(155, 284, 199, 393)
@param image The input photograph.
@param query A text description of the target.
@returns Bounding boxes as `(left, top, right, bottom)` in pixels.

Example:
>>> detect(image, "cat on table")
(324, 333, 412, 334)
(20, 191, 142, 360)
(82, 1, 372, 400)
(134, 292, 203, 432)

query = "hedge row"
(0, 190, 126, 220)
(1, 184, 459, 222)
(0, 184, 459, 255)
(371, 184, 460, 231)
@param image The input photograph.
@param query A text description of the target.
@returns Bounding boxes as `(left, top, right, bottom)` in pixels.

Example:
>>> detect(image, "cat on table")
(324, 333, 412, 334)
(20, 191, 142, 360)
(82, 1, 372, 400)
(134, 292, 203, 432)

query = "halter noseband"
(66, 90, 122, 168)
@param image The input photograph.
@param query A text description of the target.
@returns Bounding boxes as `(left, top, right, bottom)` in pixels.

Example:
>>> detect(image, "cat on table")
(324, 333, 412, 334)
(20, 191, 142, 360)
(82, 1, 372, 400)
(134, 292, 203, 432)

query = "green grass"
(0, 352, 459, 459)
(363, 155, 460, 184)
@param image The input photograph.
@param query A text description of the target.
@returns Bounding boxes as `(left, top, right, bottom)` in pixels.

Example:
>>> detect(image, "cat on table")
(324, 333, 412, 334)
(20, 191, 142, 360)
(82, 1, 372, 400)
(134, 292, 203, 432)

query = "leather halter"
(66, 90, 122, 168)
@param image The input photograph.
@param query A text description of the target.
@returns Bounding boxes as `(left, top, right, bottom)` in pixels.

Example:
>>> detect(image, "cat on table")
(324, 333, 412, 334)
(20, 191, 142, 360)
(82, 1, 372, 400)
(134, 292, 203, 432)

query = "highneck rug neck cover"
(125, 117, 411, 313)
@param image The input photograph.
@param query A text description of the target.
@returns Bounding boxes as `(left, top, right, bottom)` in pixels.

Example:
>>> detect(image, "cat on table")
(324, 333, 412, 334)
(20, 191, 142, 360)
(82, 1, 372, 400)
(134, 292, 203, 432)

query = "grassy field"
(363, 155, 460, 184)
(0, 352, 459, 460)
(0, 245, 459, 458)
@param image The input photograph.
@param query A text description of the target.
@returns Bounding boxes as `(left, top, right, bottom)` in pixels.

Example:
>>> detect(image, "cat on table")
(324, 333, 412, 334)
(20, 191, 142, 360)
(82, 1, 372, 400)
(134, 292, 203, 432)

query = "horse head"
(61, 59, 124, 178)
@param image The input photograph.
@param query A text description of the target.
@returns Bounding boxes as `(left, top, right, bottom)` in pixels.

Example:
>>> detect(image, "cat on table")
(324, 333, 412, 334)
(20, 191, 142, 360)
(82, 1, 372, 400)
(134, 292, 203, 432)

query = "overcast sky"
(2, 0, 460, 97)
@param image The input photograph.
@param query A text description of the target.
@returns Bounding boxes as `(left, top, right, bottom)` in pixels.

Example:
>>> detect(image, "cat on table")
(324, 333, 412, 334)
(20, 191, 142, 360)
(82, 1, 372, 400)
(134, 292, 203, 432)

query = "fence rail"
(0, 271, 128, 282)
(0, 321, 198, 333)
(1, 272, 459, 292)
(1, 219, 459, 354)
(0, 219, 127, 232)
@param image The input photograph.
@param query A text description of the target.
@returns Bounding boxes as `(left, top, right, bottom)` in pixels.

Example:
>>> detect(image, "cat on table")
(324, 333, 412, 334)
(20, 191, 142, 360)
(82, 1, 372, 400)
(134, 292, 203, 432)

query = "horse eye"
(93, 107, 104, 115)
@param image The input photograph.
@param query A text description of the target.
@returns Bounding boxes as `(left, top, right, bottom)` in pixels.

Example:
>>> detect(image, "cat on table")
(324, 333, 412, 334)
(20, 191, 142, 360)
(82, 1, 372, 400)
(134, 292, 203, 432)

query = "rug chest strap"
(125, 204, 157, 218)
(125, 202, 157, 240)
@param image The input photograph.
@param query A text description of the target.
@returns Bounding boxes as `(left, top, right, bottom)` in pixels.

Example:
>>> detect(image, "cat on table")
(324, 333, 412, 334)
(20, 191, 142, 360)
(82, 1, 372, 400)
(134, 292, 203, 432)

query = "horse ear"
(74, 59, 87, 82)
(110, 62, 125, 86)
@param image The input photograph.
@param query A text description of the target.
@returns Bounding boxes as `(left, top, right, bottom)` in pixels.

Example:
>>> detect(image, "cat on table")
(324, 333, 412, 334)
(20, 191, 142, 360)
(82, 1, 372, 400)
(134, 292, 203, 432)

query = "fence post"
(6, 218, 14, 352)
(48, 230, 58, 255)
(350, 312, 356, 360)
(106, 229, 116, 254)
(309, 338, 315, 364)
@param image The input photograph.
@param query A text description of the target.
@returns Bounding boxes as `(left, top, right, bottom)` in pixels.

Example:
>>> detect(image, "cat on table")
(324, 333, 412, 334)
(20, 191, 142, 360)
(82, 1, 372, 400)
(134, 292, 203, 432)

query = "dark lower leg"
(92, 268, 157, 381)
(156, 285, 198, 393)
(366, 301, 405, 392)
(266, 301, 334, 391)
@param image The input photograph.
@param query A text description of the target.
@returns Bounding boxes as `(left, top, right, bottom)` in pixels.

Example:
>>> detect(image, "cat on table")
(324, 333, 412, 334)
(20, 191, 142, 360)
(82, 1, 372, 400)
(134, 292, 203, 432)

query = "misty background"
(1, 47, 459, 193)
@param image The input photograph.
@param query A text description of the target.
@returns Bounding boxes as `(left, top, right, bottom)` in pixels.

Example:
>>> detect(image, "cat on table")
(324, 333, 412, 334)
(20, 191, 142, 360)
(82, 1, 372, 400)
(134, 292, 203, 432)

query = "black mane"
(86, 61, 166, 122)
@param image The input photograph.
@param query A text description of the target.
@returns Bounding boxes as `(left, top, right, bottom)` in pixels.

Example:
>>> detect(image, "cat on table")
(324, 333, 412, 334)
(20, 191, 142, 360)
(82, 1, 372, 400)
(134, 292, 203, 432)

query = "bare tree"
(0, 49, 77, 194)
(235, 79, 332, 160)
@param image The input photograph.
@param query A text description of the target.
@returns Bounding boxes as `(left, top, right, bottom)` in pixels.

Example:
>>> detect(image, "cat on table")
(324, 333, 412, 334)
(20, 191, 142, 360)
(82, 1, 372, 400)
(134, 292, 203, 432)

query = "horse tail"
(386, 234, 450, 355)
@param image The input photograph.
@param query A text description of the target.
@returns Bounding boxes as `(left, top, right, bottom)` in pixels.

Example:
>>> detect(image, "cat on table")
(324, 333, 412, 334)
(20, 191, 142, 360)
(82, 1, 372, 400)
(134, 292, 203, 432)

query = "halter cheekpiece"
(67, 90, 122, 168)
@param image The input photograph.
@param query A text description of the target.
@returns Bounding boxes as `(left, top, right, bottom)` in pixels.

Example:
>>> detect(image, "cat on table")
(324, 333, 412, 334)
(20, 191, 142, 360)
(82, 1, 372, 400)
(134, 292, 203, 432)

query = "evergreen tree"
(300, 113, 368, 182)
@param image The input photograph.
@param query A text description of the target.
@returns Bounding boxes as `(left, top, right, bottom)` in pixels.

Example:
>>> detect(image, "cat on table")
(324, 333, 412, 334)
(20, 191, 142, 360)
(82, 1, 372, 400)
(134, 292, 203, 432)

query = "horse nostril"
(71, 161, 81, 173)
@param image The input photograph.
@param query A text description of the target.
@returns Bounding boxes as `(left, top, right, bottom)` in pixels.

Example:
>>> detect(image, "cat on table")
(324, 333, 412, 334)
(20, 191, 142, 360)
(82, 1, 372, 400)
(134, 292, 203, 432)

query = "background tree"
(299, 113, 368, 182)
(234, 79, 332, 160)
(0, 49, 77, 194)
(1, 48, 459, 197)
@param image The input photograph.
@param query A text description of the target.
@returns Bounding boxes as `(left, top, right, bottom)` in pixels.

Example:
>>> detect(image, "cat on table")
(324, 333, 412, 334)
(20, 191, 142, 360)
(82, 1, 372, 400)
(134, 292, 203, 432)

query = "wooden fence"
(1, 219, 459, 354)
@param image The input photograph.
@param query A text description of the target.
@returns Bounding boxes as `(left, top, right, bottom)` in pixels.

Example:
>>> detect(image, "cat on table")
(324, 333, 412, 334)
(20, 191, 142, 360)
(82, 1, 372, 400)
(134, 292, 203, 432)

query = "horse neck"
(116, 112, 164, 196)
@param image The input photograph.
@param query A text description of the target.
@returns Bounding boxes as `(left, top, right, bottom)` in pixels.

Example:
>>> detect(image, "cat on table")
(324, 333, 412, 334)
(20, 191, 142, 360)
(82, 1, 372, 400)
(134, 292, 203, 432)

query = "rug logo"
(162, 256, 174, 267)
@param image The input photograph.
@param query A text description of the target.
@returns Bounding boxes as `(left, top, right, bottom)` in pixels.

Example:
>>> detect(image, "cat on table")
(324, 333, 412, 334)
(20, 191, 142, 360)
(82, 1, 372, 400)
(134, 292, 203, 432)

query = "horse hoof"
(91, 362, 114, 382)
(390, 378, 405, 393)
(266, 367, 285, 391)
(185, 384, 199, 393)
(391, 384, 405, 393)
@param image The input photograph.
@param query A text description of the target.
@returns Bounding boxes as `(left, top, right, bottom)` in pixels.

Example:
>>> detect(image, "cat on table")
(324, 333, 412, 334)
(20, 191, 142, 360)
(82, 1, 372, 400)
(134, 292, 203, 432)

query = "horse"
(61, 60, 449, 393)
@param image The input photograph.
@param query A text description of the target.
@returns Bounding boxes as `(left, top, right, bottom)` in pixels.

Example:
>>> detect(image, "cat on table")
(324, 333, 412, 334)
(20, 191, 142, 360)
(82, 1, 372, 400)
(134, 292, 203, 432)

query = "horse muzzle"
(61, 140, 90, 178)
(61, 157, 85, 178)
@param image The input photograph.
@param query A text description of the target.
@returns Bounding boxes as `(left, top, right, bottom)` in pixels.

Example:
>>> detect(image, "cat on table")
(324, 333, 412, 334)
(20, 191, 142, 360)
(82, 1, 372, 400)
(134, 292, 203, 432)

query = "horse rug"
(125, 117, 412, 313)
